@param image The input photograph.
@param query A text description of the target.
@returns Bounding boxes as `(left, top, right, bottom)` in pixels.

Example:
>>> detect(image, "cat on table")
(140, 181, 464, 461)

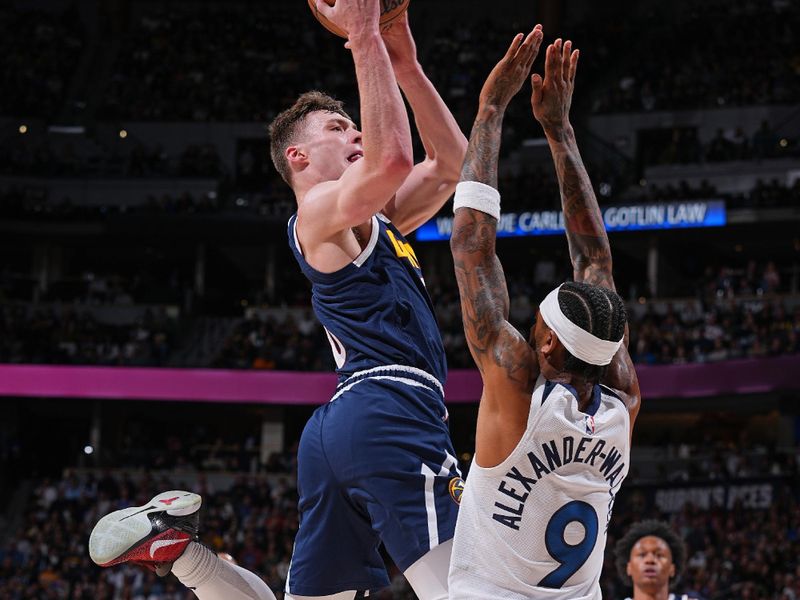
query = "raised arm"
(532, 39, 640, 424)
(532, 40, 613, 289)
(379, 13, 468, 235)
(450, 27, 542, 395)
(299, 0, 413, 241)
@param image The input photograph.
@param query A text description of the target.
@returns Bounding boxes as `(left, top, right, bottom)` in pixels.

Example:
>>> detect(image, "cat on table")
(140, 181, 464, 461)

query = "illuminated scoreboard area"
(417, 200, 727, 240)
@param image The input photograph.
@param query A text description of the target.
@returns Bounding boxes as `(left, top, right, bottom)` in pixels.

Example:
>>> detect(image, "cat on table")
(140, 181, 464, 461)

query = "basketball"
(308, 0, 410, 38)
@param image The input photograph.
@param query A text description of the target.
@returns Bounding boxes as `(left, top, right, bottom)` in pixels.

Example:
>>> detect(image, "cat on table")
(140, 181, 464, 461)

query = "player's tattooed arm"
(451, 27, 542, 392)
(533, 40, 640, 428)
(452, 202, 535, 388)
(532, 39, 614, 291)
(550, 128, 614, 290)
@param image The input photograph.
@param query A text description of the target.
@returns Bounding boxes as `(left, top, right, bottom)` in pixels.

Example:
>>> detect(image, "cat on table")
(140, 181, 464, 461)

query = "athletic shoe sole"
(89, 490, 201, 567)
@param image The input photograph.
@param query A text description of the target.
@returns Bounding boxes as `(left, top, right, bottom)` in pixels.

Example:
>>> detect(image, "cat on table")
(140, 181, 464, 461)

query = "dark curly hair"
(614, 520, 687, 587)
(556, 281, 627, 382)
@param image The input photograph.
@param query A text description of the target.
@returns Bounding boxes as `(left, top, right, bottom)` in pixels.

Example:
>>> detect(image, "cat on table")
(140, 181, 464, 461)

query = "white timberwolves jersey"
(449, 376, 631, 599)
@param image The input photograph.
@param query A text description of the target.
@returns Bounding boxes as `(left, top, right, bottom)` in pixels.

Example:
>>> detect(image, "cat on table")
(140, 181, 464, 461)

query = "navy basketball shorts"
(286, 367, 462, 596)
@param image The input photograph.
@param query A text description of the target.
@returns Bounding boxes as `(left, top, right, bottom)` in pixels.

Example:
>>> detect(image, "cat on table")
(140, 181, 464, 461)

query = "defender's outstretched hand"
(531, 39, 579, 134)
(480, 25, 544, 110)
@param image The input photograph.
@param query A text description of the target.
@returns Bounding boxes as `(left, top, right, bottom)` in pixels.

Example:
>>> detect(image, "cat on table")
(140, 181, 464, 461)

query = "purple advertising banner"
(0, 356, 798, 404)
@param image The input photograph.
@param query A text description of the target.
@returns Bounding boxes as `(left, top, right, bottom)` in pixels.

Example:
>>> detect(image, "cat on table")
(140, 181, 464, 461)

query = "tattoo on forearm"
(449, 105, 535, 388)
(451, 210, 508, 344)
(461, 108, 503, 187)
(551, 133, 614, 290)
(451, 212, 531, 386)
(450, 195, 532, 389)
(550, 133, 639, 395)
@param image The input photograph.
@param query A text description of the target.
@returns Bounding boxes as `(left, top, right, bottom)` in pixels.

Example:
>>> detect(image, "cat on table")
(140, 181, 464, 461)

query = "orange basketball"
(308, 0, 410, 38)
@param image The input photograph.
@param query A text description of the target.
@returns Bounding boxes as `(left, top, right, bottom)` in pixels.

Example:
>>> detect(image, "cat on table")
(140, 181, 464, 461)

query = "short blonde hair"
(268, 91, 352, 185)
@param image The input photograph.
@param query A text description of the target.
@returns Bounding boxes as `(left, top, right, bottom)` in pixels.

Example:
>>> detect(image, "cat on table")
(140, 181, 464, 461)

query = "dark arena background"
(1, 0, 799, 598)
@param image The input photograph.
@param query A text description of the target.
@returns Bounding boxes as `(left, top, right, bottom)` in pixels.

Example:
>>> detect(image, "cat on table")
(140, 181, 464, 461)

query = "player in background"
(90, 1, 467, 599)
(447, 29, 641, 599)
(615, 520, 701, 600)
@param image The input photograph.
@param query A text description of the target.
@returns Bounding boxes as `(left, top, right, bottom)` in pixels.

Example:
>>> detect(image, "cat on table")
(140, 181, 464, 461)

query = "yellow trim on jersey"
(386, 230, 420, 269)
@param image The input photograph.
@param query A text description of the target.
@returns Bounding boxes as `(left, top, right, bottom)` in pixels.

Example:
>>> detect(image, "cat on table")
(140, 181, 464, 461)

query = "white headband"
(539, 285, 624, 366)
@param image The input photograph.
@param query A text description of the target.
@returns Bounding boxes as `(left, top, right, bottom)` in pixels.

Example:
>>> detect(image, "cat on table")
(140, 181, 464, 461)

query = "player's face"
(298, 111, 362, 182)
(627, 536, 675, 591)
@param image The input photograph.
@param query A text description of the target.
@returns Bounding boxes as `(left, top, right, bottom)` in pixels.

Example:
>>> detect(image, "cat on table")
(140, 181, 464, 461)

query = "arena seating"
(0, 445, 797, 599)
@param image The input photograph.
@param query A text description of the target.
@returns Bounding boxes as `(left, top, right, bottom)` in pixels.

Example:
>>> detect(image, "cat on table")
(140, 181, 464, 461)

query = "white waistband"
(332, 365, 444, 402)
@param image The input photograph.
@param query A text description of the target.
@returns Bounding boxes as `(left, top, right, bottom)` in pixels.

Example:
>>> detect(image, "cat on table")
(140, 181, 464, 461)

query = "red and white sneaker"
(89, 490, 201, 574)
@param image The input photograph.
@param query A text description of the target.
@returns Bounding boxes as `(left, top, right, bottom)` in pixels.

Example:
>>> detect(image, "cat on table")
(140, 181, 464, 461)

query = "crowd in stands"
(2, 164, 797, 226)
(634, 439, 800, 484)
(0, 183, 296, 224)
(631, 297, 799, 366)
(1, 3, 795, 219)
(0, 6, 84, 117)
(98, 3, 355, 122)
(428, 257, 799, 367)
(0, 264, 187, 307)
(109, 428, 264, 473)
(0, 136, 222, 179)
(212, 311, 331, 372)
(205, 256, 800, 370)
(639, 177, 800, 209)
(96, 0, 795, 123)
(5, 1, 798, 123)
(0, 258, 797, 370)
(0, 442, 797, 599)
(643, 122, 797, 168)
(580, 0, 800, 113)
(0, 186, 220, 221)
(705, 261, 787, 298)
(489, 164, 800, 215)
(0, 471, 298, 599)
(0, 304, 175, 367)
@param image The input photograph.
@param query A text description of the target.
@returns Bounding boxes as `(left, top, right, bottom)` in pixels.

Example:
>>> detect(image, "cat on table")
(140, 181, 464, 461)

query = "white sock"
(285, 592, 361, 600)
(403, 539, 452, 600)
(172, 542, 277, 600)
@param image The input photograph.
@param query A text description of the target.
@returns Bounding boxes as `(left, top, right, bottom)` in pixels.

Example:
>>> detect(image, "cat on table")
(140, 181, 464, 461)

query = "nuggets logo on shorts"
(449, 477, 465, 505)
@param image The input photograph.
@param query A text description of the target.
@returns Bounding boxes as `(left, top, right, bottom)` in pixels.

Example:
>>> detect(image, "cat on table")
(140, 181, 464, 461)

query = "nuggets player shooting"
(276, 2, 467, 596)
(88, 1, 466, 599)
(447, 29, 642, 599)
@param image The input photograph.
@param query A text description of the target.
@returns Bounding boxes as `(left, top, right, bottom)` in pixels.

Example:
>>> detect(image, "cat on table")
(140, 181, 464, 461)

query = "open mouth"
(347, 152, 363, 163)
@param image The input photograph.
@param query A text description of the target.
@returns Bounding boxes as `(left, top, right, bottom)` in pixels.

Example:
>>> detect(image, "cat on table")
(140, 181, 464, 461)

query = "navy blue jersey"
(288, 213, 446, 386)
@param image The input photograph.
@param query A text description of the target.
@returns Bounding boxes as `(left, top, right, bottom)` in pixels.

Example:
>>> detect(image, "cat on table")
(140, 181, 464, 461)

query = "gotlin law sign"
(416, 200, 727, 241)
